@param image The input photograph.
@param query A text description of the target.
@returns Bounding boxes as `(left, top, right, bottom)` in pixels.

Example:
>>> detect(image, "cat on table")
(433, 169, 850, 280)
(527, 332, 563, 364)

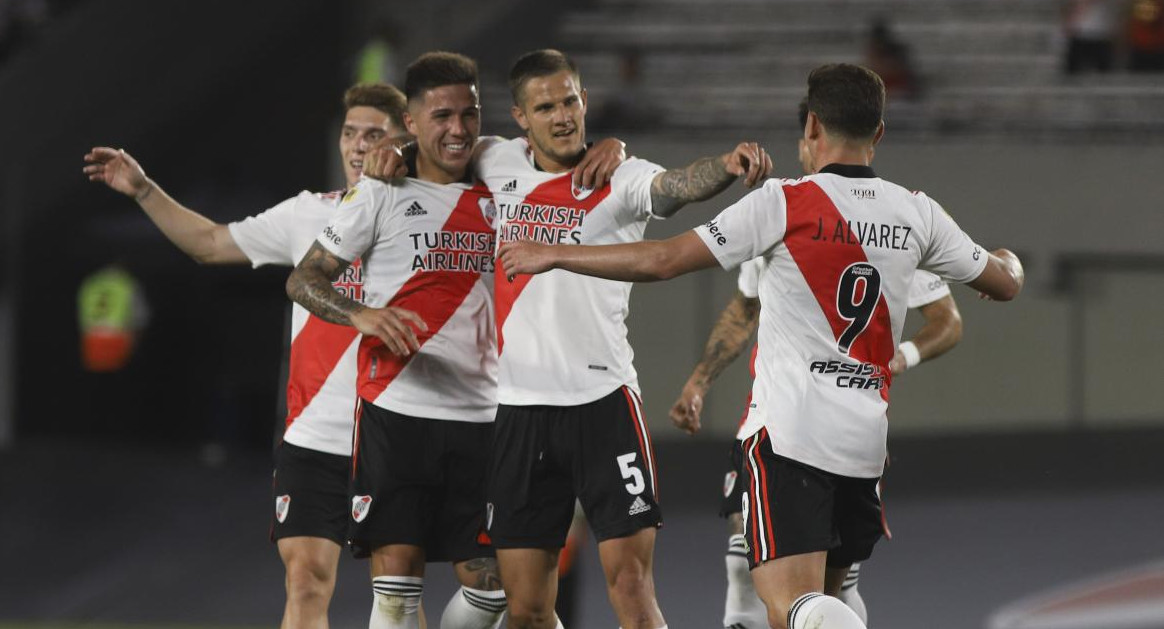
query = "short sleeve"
(611, 157, 665, 221)
(227, 194, 303, 268)
(693, 179, 788, 271)
(737, 257, 764, 298)
(318, 179, 385, 263)
(906, 270, 951, 309)
(918, 196, 989, 284)
(473, 136, 506, 180)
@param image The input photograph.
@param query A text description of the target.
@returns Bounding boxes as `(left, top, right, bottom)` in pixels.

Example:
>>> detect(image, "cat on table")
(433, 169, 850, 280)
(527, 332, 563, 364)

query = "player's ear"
(871, 120, 886, 146)
(511, 104, 529, 132)
(404, 111, 418, 137)
(579, 87, 588, 113)
(806, 111, 822, 141)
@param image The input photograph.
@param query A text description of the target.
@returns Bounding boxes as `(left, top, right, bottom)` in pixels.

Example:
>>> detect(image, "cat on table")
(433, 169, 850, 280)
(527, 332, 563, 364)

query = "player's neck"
(416, 153, 467, 185)
(811, 142, 872, 173)
(529, 141, 584, 174)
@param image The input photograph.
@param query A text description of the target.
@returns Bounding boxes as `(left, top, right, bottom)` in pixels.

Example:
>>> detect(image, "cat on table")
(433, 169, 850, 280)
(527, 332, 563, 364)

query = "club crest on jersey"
(570, 181, 594, 201)
(723, 471, 738, 498)
(479, 197, 498, 229)
(352, 495, 373, 522)
(275, 495, 291, 523)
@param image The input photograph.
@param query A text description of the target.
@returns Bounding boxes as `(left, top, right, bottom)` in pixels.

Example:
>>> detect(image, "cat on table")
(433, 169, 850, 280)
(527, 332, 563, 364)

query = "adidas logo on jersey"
(629, 496, 651, 516)
(404, 201, 427, 217)
(501, 179, 517, 192)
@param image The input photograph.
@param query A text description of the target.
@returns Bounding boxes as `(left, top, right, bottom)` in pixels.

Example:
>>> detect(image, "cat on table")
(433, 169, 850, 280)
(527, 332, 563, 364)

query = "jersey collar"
(819, 163, 876, 178)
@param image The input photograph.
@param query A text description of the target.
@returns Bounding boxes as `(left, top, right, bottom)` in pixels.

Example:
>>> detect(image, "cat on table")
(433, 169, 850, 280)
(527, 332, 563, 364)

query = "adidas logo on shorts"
(501, 179, 517, 192)
(404, 201, 426, 217)
(629, 495, 651, 516)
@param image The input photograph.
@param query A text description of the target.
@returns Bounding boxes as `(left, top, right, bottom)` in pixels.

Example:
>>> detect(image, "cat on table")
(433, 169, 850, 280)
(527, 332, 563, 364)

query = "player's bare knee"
(284, 557, 334, 602)
(606, 563, 654, 604)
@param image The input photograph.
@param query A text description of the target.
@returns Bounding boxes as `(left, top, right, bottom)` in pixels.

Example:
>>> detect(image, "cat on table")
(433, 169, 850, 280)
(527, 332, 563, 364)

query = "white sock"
(371, 576, 424, 629)
(788, 593, 867, 629)
(440, 586, 506, 629)
(723, 535, 767, 629)
(837, 564, 867, 624)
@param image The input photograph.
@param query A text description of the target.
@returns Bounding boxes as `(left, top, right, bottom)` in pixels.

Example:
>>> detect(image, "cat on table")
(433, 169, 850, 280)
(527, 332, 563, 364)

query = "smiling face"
(339, 105, 398, 186)
(405, 83, 481, 184)
(511, 69, 588, 173)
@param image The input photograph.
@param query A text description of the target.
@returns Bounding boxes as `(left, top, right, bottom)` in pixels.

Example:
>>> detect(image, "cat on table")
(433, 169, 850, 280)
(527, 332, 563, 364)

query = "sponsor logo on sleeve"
(323, 225, 342, 246)
(342, 188, 358, 204)
(973, 246, 981, 261)
(705, 219, 728, 246)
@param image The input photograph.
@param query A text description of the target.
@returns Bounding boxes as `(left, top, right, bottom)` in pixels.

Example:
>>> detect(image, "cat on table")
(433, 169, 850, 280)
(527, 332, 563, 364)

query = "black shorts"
(719, 439, 746, 518)
(740, 428, 883, 569)
(271, 441, 351, 545)
(349, 401, 494, 563)
(487, 386, 662, 549)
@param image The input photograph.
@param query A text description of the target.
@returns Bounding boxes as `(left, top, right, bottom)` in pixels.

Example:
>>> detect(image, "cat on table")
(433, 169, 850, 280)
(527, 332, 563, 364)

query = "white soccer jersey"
(319, 177, 498, 422)
(696, 164, 987, 478)
(907, 269, 950, 308)
(477, 137, 665, 406)
(732, 262, 952, 441)
(228, 190, 363, 456)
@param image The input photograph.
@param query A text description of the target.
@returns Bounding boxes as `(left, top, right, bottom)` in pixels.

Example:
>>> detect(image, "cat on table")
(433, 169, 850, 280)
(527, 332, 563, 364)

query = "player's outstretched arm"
(573, 138, 626, 190)
(649, 142, 773, 218)
(670, 291, 761, 435)
(82, 147, 248, 264)
(287, 242, 427, 356)
(967, 249, 1024, 302)
(889, 294, 962, 375)
(499, 230, 720, 282)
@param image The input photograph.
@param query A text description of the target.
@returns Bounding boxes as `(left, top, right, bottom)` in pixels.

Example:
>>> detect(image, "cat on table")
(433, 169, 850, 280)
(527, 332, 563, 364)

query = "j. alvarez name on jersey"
(497, 201, 588, 245)
(808, 359, 889, 390)
(809, 217, 912, 251)
(408, 231, 496, 273)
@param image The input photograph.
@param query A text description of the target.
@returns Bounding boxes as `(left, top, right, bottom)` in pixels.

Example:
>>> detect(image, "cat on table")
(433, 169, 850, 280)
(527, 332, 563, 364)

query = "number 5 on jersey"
(616, 452, 646, 495)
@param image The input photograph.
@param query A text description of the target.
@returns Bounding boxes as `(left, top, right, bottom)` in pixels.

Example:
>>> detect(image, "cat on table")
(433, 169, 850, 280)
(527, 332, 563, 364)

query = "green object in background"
(356, 39, 392, 85)
(78, 265, 138, 331)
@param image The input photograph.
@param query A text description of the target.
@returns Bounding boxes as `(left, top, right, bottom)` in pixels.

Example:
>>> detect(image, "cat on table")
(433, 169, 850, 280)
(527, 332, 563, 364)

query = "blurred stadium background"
(1, 0, 1162, 627)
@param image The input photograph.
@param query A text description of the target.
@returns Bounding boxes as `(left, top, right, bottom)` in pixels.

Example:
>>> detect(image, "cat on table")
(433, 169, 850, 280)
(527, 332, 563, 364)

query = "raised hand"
(83, 147, 151, 200)
(723, 142, 773, 188)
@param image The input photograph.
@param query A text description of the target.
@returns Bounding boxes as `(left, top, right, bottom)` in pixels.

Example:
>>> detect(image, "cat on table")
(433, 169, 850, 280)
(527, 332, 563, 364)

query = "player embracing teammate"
(499, 63, 1024, 629)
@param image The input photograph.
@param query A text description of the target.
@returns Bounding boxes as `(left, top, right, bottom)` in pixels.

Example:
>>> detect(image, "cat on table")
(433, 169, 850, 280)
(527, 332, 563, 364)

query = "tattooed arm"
(649, 141, 773, 218)
(286, 242, 427, 356)
(669, 291, 761, 435)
